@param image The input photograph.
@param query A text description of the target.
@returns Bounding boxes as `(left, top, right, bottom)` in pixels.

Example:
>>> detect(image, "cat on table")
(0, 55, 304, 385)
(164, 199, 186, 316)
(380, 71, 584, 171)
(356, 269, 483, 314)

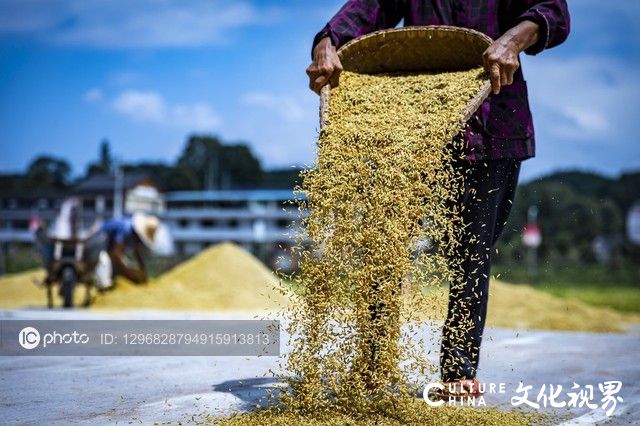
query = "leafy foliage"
(177, 135, 263, 189)
(86, 139, 113, 176)
(496, 170, 639, 265)
(25, 156, 72, 190)
(79, 135, 301, 192)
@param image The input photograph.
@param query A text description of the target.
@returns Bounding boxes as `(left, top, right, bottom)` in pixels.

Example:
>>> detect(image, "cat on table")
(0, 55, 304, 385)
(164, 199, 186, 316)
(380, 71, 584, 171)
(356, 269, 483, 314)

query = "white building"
(162, 189, 303, 268)
(0, 182, 302, 272)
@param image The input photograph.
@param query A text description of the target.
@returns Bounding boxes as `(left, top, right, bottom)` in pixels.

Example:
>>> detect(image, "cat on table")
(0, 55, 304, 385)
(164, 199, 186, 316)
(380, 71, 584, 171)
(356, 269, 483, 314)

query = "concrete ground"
(0, 308, 638, 425)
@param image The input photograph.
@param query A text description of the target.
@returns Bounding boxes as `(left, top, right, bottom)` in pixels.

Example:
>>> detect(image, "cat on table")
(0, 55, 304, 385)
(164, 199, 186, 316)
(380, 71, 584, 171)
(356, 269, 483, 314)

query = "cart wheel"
(61, 266, 76, 308)
(47, 284, 53, 309)
(82, 283, 92, 307)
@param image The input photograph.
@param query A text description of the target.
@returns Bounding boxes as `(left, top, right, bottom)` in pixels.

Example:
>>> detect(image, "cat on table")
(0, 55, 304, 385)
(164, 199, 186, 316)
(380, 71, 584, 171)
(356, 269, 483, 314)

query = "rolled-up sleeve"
(514, 0, 570, 55)
(312, 0, 404, 57)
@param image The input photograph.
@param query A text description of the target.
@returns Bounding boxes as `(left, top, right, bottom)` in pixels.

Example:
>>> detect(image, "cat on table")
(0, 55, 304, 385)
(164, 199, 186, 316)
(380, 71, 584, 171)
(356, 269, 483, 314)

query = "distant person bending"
(101, 213, 160, 284)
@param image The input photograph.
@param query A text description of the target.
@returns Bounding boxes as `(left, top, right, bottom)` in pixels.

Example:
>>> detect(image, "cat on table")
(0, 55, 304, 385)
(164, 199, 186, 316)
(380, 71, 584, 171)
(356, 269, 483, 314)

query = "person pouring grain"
(307, 0, 570, 398)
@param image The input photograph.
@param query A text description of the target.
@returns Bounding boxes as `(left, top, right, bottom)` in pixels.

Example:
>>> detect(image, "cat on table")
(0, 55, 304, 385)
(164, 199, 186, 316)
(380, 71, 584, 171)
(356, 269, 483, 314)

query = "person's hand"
(482, 20, 540, 95)
(306, 37, 343, 95)
(482, 38, 520, 95)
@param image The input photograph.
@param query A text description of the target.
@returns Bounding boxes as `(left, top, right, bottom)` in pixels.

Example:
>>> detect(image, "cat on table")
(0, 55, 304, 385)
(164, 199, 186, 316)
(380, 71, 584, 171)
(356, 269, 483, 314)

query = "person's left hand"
(482, 38, 520, 95)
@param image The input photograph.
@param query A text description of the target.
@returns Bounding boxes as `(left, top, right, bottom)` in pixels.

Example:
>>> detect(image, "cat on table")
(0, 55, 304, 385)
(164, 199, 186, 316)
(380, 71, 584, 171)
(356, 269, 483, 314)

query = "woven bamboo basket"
(319, 26, 493, 129)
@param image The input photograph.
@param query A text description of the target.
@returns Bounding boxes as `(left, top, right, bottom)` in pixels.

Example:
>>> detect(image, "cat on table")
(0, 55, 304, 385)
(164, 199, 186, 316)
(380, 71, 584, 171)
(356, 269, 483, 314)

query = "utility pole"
(0, 241, 5, 276)
(522, 205, 541, 281)
(113, 161, 124, 218)
(207, 155, 219, 190)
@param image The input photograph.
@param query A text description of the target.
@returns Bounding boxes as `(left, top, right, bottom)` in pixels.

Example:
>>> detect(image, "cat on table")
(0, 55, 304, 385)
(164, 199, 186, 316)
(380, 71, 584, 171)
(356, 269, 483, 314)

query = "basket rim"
(320, 25, 494, 129)
(339, 25, 492, 53)
(337, 25, 493, 70)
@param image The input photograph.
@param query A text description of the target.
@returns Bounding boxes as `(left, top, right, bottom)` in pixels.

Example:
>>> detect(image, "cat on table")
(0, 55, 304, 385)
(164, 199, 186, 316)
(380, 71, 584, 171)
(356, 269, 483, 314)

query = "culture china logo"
(423, 381, 624, 416)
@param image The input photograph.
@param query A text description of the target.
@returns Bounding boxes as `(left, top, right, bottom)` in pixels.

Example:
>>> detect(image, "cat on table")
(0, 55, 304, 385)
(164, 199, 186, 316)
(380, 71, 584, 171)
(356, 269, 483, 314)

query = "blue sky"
(0, 0, 638, 182)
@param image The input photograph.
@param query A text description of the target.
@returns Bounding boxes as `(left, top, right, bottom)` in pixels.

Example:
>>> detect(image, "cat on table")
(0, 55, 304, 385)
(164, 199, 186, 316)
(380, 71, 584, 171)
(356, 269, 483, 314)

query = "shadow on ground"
(212, 377, 287, 411)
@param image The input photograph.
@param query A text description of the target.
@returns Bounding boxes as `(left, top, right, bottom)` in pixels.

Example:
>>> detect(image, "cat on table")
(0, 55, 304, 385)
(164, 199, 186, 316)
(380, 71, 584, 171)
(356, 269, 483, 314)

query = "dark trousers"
(440, 158, 521, 382)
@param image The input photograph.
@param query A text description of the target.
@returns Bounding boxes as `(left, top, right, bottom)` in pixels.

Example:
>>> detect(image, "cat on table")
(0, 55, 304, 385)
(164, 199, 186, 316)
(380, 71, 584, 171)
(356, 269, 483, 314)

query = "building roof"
(73, 173, 155, 195)
(166, 189, 303, 202)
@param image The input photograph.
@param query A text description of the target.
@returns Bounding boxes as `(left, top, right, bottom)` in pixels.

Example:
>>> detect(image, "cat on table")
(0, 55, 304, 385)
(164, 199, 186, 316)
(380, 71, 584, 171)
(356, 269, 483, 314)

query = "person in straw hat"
(307, 0, 570, 398)
(99, 212, 164, 284)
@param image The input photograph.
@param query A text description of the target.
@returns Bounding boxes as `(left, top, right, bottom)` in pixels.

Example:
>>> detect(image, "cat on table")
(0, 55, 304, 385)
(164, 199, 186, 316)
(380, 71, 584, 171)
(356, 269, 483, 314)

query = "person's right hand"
(306, 37, 343, 95)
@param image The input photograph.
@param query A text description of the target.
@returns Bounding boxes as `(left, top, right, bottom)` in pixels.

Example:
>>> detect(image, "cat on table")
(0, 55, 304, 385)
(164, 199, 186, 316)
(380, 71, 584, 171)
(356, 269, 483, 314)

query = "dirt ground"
(0, 308, 638, 425)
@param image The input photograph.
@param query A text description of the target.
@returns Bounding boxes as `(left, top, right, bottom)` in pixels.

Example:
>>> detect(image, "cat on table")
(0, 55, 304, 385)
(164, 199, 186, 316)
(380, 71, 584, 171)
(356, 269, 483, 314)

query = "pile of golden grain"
(93, 242, 288, 312)
(0, 242, 288, 312)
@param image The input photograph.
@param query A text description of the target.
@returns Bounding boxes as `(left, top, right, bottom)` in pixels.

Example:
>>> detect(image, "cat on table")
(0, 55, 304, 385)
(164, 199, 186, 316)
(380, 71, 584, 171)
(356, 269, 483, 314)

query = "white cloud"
(172, 103, 221, 131)
(523, 54, 640, 144)
(559, 106, 609, 134)
(514, 0, 640, 180)
(83, 87, 103, 103)
(242, 91, 306, 122)
(111, 90, 220, 131)
(112, 90, 165, 122)
(0, 0, 279, 48)
(516, 53, 640, 181)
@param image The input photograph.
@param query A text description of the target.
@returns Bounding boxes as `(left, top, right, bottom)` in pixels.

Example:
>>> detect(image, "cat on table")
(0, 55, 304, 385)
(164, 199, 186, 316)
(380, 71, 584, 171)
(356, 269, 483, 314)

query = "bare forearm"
(110, 247, 148, 283)
(483, 20, 540, 94)
(134, 246, 147, 275)
(122, 265, 147, 283)
(501, 20, 540, 54)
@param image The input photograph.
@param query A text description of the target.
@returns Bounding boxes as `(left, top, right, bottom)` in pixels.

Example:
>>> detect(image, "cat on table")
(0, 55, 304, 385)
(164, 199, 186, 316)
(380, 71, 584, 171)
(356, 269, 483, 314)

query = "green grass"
(286, 264, 640, 314)
(493, 263, 640, 314)
(538, 285, 640, 314)
(493, 262, 639, 286)
(1, 248, 42, 274)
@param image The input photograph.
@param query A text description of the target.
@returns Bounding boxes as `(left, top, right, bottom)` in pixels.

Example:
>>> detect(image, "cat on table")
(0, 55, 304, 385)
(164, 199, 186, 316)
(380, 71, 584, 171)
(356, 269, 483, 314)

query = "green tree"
(611, 172, 640, 213)
(25, 156, 71, 189)
(263, 168, 303, 189)
(86, 139, 113, 176)
(177, 135, 262, 189)
(123, 162, 199, 192)
(98, 139, 113, 172)
(219, 143, 263, 188)
(498, 173, 628, 265)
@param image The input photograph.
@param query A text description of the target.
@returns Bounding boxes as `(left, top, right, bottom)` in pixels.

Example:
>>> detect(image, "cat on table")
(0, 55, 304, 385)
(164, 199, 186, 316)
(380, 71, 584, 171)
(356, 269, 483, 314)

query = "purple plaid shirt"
(313, 0, 570, 161)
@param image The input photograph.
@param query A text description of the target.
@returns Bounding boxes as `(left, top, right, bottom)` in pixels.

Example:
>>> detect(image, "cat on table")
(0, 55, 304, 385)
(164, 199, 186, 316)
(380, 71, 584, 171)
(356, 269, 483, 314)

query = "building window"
(83, 198, 96, 210)
(14, 220, 29, 230)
